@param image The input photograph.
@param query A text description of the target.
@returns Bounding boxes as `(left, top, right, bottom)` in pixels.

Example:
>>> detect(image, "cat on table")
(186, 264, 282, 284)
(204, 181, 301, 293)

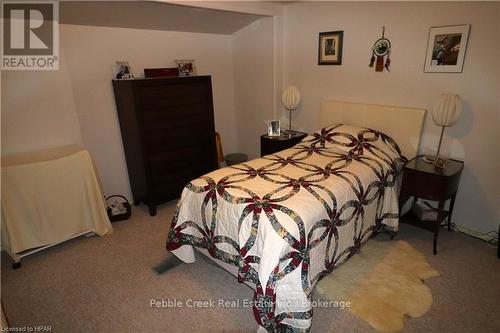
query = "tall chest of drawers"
(112, 76, 217, 216)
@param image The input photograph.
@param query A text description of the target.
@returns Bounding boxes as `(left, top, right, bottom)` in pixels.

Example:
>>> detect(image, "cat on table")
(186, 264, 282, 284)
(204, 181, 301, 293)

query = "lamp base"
(421, 125, 449, 169)
(283, 129, 299, 138)
(421, 155, 448, 169)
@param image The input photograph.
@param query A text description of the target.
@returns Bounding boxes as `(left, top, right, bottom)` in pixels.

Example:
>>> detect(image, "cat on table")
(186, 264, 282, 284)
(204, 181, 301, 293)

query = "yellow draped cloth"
(1, 145, 112, 262)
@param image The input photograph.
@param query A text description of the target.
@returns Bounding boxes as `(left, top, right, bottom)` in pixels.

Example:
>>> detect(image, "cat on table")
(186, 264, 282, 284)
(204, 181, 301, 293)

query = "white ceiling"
(60, 1, 265, 35)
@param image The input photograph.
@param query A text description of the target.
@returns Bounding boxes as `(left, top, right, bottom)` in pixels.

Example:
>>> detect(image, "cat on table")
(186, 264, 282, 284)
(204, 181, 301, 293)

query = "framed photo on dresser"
(174, 59, 196, 76)
(112, 61, 134, 80)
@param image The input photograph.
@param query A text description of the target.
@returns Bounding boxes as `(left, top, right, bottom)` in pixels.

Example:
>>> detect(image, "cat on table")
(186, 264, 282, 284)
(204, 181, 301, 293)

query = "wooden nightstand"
(399, 156, 464, 255)
(260, 132, 308, 156)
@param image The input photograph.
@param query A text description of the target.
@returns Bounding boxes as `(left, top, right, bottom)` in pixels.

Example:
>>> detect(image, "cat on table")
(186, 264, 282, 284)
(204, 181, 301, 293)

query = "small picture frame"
(424, 24, 470, 73)
(267, 120, 281, 137)
(318, 31, 344, 65)
(174, 59, 196, 76)
(434, 157, 448, 169)
(112, 61, 134, 80)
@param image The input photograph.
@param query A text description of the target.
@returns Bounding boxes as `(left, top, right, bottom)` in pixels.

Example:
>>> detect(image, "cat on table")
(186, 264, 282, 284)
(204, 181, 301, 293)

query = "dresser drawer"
(136, 82, 209, 109)
(401, 167, 461, 201)
(144, 125, 212, 150)
(141, 103, 211, 131)
(148, 148, 213, 182)
(149, 160, 211, 201)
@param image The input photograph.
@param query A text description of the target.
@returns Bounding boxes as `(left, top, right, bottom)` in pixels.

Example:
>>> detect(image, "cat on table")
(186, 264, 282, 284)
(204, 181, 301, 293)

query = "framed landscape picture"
(424, 24, 470, 73)
(318, 31, 344, 65)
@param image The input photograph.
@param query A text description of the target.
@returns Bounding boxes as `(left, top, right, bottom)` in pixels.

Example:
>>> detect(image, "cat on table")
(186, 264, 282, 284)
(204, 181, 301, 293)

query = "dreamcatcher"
(369, 26, 391, 72)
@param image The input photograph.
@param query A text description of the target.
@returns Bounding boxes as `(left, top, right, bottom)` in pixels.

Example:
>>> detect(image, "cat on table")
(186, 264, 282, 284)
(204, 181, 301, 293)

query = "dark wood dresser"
(112, 76, 217, 216)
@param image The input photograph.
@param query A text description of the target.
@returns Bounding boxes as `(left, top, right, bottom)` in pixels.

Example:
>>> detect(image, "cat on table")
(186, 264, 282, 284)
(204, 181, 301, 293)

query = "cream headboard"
(320, 100, 426, 159)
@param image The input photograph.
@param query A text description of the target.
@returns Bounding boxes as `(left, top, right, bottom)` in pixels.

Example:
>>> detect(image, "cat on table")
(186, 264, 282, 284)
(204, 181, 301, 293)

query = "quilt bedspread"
(166, 125, 407, 332)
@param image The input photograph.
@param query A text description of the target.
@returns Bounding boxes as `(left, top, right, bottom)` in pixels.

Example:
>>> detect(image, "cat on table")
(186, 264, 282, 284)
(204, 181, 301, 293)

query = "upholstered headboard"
(320, 100, 426, 159)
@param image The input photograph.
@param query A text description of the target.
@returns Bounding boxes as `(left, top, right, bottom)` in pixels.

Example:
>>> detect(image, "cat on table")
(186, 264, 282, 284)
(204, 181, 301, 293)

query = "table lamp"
(282, 86, 301, 137)
(423, 94, 462, 168)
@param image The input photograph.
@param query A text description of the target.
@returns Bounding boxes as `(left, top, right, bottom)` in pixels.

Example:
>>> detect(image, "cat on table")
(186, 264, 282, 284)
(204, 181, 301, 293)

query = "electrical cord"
(449, 222, 499, 248)
(418, 200, 498, 248)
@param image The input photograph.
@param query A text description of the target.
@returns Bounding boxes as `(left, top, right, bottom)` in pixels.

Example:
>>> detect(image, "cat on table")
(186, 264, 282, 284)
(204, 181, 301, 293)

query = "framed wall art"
(424, 24, 470, 73)
(318, 31, 344, 65)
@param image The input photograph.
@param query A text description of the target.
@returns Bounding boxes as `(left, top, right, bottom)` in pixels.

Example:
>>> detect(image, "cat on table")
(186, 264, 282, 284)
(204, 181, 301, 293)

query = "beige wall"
(61, 24, 237, 199)
(1, 16, 275, 199)
(1, 49, 83, 155)
(233, 17, 275, 159)
(2, 24, 238, 200)
(283, 1, 499, 232)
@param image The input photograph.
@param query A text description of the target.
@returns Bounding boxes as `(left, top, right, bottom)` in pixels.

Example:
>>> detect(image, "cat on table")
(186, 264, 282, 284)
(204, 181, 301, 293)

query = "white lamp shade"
(432, 94, 462, 127)
(282, 86, 301, 110)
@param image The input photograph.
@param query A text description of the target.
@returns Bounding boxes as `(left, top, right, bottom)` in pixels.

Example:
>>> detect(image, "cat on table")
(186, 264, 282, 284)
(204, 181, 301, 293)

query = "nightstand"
(260, 132, 308, 156)
(399, 156, 464, 255)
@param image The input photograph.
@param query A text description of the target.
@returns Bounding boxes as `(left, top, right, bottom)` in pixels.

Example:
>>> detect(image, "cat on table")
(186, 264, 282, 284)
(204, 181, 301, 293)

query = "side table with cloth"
(1, 145, 112, 266)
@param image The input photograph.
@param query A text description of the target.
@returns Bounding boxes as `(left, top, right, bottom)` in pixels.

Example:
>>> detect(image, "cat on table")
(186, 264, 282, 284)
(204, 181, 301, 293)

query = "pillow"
(303, 124, 407, 170)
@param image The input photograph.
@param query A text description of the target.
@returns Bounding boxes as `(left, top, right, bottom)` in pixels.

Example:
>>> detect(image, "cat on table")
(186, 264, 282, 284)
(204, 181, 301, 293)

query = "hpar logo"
(1, 0, 59, 70)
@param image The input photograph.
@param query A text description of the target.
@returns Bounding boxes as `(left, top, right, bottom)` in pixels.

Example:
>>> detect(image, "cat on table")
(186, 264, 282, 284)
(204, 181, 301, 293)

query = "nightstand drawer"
(260, 132, 307, 156)
(401, 167, 462, 200)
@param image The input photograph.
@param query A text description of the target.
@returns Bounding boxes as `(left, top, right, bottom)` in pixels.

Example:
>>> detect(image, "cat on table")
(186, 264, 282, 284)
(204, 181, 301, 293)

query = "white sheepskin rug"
(316, 240, 439, 332)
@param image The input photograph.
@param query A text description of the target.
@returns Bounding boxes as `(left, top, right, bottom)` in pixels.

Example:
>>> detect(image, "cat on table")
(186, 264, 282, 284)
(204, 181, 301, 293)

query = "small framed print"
(174, 59, 196, 76)
(424, 24, 470, 73)
(318, 31, 344, 65)
(434, 157, 448, 169)
(112, 61, 134, 80)
(267, 120, 281, 137)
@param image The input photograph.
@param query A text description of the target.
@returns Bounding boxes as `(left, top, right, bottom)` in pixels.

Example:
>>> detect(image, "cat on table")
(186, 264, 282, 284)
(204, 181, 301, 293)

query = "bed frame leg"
(12, 261, 22, 269)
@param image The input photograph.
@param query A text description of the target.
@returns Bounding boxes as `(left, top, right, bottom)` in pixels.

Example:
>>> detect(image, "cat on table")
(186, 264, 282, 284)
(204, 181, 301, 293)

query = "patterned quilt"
(166, 125, 407, 332)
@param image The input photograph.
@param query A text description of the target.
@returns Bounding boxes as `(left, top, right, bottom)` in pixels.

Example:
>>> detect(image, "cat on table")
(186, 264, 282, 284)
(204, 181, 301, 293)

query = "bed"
(166, 100, 426, 332)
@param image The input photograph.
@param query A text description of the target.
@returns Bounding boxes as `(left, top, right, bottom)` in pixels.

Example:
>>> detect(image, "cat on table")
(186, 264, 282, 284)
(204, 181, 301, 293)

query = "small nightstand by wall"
(399, 156, 464, 255)
(260, 132, 307, 156)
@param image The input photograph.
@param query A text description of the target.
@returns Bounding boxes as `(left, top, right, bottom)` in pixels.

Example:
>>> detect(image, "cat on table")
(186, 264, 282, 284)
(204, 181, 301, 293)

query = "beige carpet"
(1, 201, 499, 333)
(317, 241, 439, 332)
